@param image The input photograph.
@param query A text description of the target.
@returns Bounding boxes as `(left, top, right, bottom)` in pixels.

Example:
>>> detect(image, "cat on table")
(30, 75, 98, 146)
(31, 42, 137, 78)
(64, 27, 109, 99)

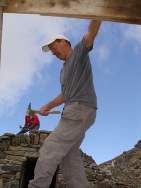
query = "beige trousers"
(29, 102, 96, 188)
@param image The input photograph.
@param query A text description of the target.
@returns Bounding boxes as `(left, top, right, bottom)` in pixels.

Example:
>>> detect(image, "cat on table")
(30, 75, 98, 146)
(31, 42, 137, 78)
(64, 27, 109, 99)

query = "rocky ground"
(99, 140, 141, 188)
(57, 140, 141, 188)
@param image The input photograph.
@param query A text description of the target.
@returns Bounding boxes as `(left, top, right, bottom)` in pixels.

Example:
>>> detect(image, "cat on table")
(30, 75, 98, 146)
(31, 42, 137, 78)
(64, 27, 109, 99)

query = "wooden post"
(0, 7, 3, 66)
(0, 0, 9, 65)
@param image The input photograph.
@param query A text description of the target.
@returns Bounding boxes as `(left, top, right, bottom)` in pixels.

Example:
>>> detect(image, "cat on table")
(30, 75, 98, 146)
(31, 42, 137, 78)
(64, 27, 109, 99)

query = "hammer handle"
(32, 110, 61, 114)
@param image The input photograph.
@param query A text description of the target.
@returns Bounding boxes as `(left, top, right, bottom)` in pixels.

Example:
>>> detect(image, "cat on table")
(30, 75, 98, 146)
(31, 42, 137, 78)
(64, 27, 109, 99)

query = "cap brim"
(42, 38, 56, 52)
(42, 45, 50, 52)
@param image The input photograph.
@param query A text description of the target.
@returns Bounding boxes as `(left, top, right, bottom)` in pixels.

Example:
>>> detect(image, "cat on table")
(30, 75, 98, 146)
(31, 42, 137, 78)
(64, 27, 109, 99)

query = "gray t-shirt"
(60, 37, 97, 109)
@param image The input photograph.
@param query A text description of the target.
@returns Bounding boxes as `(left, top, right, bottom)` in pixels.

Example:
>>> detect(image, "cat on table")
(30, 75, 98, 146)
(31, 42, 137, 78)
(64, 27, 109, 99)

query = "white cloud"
(0, 14, 81, 115)
(121, 24, 141, 52)
(104, 68, 111, 75)
(122, 25, 141, 41)
(96, 45, 110, 61)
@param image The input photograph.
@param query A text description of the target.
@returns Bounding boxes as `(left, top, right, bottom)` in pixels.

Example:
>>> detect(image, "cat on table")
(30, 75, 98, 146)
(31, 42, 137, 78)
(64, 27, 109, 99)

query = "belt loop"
(61, 106, 65, 115)
(77, 101, 81, 105)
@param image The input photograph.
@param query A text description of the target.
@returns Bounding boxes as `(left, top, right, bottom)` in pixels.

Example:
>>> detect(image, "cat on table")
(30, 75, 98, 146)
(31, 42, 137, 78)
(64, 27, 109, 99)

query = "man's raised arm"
(84, 20, 101, 48)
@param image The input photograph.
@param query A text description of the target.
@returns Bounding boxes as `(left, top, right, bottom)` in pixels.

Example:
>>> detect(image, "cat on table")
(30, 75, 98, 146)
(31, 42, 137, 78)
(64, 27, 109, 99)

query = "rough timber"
(0, 0, 141, 63)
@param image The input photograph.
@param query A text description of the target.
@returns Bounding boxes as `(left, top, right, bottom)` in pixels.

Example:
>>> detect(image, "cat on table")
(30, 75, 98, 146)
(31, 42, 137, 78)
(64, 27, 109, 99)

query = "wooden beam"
(0, 0, 9, 6)
(2, 0, 141, 25)
(0, 7, 3, 65)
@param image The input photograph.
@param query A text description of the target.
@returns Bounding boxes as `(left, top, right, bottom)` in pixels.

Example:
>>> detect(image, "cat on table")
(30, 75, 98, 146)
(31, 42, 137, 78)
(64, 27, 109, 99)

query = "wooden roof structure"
(0, 0, 141, 63)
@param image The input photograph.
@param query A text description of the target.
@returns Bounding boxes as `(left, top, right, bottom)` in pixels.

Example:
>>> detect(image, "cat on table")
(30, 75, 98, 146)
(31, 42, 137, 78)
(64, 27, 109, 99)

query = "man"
(28, 20, 101, 188)
(17, 110, 40, 135)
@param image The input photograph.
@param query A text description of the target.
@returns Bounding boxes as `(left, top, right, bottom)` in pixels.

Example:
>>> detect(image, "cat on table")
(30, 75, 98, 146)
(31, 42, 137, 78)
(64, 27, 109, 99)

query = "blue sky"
(0, 14, 141, 165)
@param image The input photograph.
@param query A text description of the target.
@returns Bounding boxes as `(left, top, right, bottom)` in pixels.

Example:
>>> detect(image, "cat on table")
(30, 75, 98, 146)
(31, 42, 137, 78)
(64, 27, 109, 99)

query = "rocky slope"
(99, 140, 141, 188)
(57, 139, 141, 188)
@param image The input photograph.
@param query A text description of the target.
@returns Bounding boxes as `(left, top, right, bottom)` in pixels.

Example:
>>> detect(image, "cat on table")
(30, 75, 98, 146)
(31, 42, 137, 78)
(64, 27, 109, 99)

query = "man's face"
(49, 39, 66, 60)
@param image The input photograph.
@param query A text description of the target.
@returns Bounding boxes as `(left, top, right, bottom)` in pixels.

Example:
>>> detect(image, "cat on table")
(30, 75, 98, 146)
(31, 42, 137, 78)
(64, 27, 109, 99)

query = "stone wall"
(0, 131, 51, 188)
(0, 131, 130, 188)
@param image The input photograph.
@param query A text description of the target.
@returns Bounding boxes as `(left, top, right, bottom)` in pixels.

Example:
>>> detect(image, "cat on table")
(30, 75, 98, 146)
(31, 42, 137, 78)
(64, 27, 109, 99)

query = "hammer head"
(27, 102, 34, 118)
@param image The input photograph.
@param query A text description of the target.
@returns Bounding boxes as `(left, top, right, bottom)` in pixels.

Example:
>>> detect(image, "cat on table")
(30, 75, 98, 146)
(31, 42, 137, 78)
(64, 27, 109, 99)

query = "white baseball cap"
(42, 34, 70, 52)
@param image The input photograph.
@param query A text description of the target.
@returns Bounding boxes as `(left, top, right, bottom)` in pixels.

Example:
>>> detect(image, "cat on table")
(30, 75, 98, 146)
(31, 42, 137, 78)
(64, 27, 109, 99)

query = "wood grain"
(2, 0, 141, 25)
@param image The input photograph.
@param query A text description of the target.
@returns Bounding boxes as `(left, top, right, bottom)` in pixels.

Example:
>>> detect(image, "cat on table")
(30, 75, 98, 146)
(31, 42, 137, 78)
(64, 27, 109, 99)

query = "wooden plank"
(2, 0, 141, 25)
(0, 7, 3, 65)
(0, 0, 9, 6)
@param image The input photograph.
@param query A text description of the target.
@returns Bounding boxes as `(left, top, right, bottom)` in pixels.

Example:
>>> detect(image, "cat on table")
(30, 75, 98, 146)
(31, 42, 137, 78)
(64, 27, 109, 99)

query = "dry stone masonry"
(0, 130, 139, 188)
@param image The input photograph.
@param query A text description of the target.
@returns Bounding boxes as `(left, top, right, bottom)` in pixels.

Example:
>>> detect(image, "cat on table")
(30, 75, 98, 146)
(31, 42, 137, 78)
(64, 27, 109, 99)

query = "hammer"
(27, 103, 61, 115)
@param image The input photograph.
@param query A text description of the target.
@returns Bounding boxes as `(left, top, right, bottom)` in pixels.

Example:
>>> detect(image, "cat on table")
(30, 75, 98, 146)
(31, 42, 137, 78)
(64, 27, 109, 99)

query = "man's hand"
(19, 125, 23, 129)
(39, 105, 50, 116)
(39, 93, 64, 116)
